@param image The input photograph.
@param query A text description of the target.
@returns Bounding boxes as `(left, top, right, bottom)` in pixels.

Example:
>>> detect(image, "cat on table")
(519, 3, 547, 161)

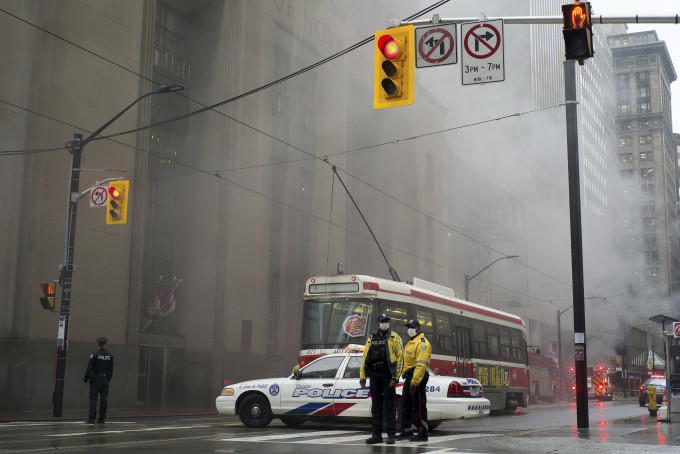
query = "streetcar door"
(455, 326, 473, 377)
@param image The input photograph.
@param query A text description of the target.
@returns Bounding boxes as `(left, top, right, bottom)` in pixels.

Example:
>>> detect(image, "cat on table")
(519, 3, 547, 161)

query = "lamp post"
(52, 84, 184, 417)
(464, 255, 519, 301)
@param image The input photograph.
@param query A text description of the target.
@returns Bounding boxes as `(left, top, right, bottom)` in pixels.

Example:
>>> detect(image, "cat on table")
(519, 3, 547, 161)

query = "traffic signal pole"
(51, 84, 184, 417)
(395, 10, 679, 431)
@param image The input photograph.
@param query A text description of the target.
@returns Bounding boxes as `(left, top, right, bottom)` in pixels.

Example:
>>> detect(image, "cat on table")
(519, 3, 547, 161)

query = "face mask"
(407, 328, 417, 337)
(379, 322, 389, 331)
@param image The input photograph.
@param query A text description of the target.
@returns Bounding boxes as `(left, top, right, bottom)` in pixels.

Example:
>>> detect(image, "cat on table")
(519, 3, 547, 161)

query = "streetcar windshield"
(301, 299, 375, 346)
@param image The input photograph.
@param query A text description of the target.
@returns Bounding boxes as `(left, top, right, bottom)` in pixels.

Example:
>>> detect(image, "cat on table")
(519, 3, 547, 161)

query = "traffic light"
(106, 180, 129, 225)
(561, 2, 593, 63)
(374, 25, 415, 109)
(40, 282, 56, 310)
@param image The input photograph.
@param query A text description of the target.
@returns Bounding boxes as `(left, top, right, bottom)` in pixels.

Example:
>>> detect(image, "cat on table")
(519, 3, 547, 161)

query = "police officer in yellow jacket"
(398, 319, 432, 441)
(360, 313, 403, 445)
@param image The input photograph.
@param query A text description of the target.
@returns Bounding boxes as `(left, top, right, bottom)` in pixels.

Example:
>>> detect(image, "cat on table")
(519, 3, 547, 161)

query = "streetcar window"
(301, 300, 374, 345)
(510, 329, 522, 361)
(380, 302, 409, 342)
(416, 309, 434, 337)
(435, 313, 455, 355)
(487, 326, 499, 357)
(473, 322, 487, 357)
(499, 328, 512, 359)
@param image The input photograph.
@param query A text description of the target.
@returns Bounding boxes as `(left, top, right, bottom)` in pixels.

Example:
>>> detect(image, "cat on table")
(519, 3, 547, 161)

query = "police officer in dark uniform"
(83, 337, 114, 424)
(359, 314, 403, 445)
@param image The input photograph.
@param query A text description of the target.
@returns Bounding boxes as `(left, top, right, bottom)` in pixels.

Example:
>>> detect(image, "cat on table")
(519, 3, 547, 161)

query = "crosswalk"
(217, 429, 498, 447)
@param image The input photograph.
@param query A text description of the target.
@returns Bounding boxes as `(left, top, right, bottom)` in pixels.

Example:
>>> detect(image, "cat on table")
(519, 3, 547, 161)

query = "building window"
(638, 87, 650, 98)
(619, 137, 632, 146)
(241, 320, 252, 351)
(641, 183, 655, 194)
(639, 135, 653, 145)
(618, 105, 631, 115)
(642, 200, 656, 214)
(154, 2, 190, 81)
(639, 151, 653, 161)
(642, 216, 657, 229)
(638, 102, 651, 113)
(620, 169, 634, 178)
(644, 233, 657, 249)
(637, 71, 649, 82)
(619, 153, 633, 163)
(640, 167, 654, 179)
(635, 56, 649, 65)
(645, 250, 659, 264)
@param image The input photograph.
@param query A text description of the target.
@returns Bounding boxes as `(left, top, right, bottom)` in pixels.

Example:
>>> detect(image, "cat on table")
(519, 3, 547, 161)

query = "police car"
(216, 352, 490, 428)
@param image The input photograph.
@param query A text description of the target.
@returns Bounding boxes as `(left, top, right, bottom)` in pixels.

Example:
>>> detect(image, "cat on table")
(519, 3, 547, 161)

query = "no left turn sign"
(416, 24, 457, 68)
(674, 322, 680, 338)
(90, 185, 108, 207)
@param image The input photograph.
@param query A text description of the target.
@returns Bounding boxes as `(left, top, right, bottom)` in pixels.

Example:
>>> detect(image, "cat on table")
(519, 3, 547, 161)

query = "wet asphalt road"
(2, 400, 680, 453)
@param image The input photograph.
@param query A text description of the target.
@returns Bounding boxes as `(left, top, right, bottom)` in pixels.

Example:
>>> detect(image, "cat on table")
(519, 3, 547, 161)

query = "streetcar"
(299, 274, 529, 411)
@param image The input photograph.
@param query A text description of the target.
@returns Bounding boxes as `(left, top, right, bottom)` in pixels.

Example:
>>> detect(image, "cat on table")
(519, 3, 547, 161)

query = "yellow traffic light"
(561, 2, 593, 62)
(106, 180, 129, 225)
(40, 282, 56, 310)
(374, 25, 415, 109)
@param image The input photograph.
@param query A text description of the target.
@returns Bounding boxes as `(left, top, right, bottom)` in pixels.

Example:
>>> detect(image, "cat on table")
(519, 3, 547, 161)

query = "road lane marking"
(218, 429, 356, 442)
(45, 424, 212, 437)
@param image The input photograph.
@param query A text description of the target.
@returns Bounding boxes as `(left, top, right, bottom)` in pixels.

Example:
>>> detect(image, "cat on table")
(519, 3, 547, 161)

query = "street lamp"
(52, 84, 185, 417)
(464, 255, 519, 301)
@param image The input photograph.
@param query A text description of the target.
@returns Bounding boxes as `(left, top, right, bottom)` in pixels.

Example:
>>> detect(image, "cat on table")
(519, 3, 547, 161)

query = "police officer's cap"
(377, 313, 391, 322)
(405, 319, 420, 328)
(96, 337, 108, 343)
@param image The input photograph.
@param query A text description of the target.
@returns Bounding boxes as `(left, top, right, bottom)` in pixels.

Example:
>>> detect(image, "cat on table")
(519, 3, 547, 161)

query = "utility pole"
(53, 134, 82, 417)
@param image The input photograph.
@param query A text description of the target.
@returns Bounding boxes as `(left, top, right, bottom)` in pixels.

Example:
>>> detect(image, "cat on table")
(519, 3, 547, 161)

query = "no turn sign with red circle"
(461, 19, 505, 85)
(415, 24, 457, 68)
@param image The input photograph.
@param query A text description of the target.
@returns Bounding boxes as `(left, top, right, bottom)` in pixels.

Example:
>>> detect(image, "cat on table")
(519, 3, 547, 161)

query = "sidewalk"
(0, 405, 217, 423)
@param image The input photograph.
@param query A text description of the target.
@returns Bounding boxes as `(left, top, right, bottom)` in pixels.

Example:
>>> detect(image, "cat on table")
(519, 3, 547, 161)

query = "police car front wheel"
(239, 394, 273, 428)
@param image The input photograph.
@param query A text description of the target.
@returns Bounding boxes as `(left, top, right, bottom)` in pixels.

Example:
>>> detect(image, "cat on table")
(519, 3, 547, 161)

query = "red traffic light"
(377, 35, 401, 59)
(109, 186, 122, 199)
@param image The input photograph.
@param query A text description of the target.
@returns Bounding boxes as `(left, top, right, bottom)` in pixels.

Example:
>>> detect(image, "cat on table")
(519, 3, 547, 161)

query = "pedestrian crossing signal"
(374, 25, 415, 109)
(40, 282, 56, 310)
(561, 2, 593, 63)
(106, 180, 129, 225)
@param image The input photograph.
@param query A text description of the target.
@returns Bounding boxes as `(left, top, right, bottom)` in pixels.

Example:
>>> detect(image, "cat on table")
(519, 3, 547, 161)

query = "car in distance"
(639, 376, 666, 407)
(216, 352, 490, 428)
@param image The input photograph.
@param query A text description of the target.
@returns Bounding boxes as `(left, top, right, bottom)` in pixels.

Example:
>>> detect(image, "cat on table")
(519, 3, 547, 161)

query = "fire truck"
(569, 365, 614, 401)
(590, 365, 614, 401)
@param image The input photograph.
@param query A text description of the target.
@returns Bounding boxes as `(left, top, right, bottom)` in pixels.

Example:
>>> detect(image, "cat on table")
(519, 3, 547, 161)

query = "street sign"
(673, 322, 680, 338)
(415, 24, 457, 68)
(461, 20, 505, 85)
(90, 185, 108, 207)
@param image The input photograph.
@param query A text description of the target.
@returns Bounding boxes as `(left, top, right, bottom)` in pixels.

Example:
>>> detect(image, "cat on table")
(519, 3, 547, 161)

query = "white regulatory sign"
(90, 185, 108, 207)
(415, 24, 457, 68)
(674, 322, 680, 338)
(461, 20, 505, 85)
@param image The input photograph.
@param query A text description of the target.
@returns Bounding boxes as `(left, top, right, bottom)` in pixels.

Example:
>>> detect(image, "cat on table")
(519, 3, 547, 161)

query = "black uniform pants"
(368, 369, 396, 436)
(89, 375, 110, 421)
(401, 370, 429, 436)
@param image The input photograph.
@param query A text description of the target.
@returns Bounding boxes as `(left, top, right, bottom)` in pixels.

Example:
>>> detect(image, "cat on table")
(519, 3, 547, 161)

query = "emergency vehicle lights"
(374, 25, 415, 109)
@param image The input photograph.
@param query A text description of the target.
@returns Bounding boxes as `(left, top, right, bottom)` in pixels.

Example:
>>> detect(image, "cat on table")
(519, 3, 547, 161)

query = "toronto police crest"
(269, 384, 280, 396)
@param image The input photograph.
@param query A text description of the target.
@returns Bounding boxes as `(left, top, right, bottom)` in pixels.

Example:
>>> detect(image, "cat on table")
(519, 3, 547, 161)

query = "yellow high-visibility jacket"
(360, 330, 403, 383)
(402, 333, 432, 386)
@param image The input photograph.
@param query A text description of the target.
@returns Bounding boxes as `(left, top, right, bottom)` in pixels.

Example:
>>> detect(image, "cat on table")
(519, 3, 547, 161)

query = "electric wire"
(0, 2, 662, 314)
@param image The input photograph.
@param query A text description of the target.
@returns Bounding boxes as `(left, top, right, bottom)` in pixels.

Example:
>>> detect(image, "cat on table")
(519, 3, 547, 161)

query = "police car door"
(332, 354, 371, 418)
(279, 355, 345, 417)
